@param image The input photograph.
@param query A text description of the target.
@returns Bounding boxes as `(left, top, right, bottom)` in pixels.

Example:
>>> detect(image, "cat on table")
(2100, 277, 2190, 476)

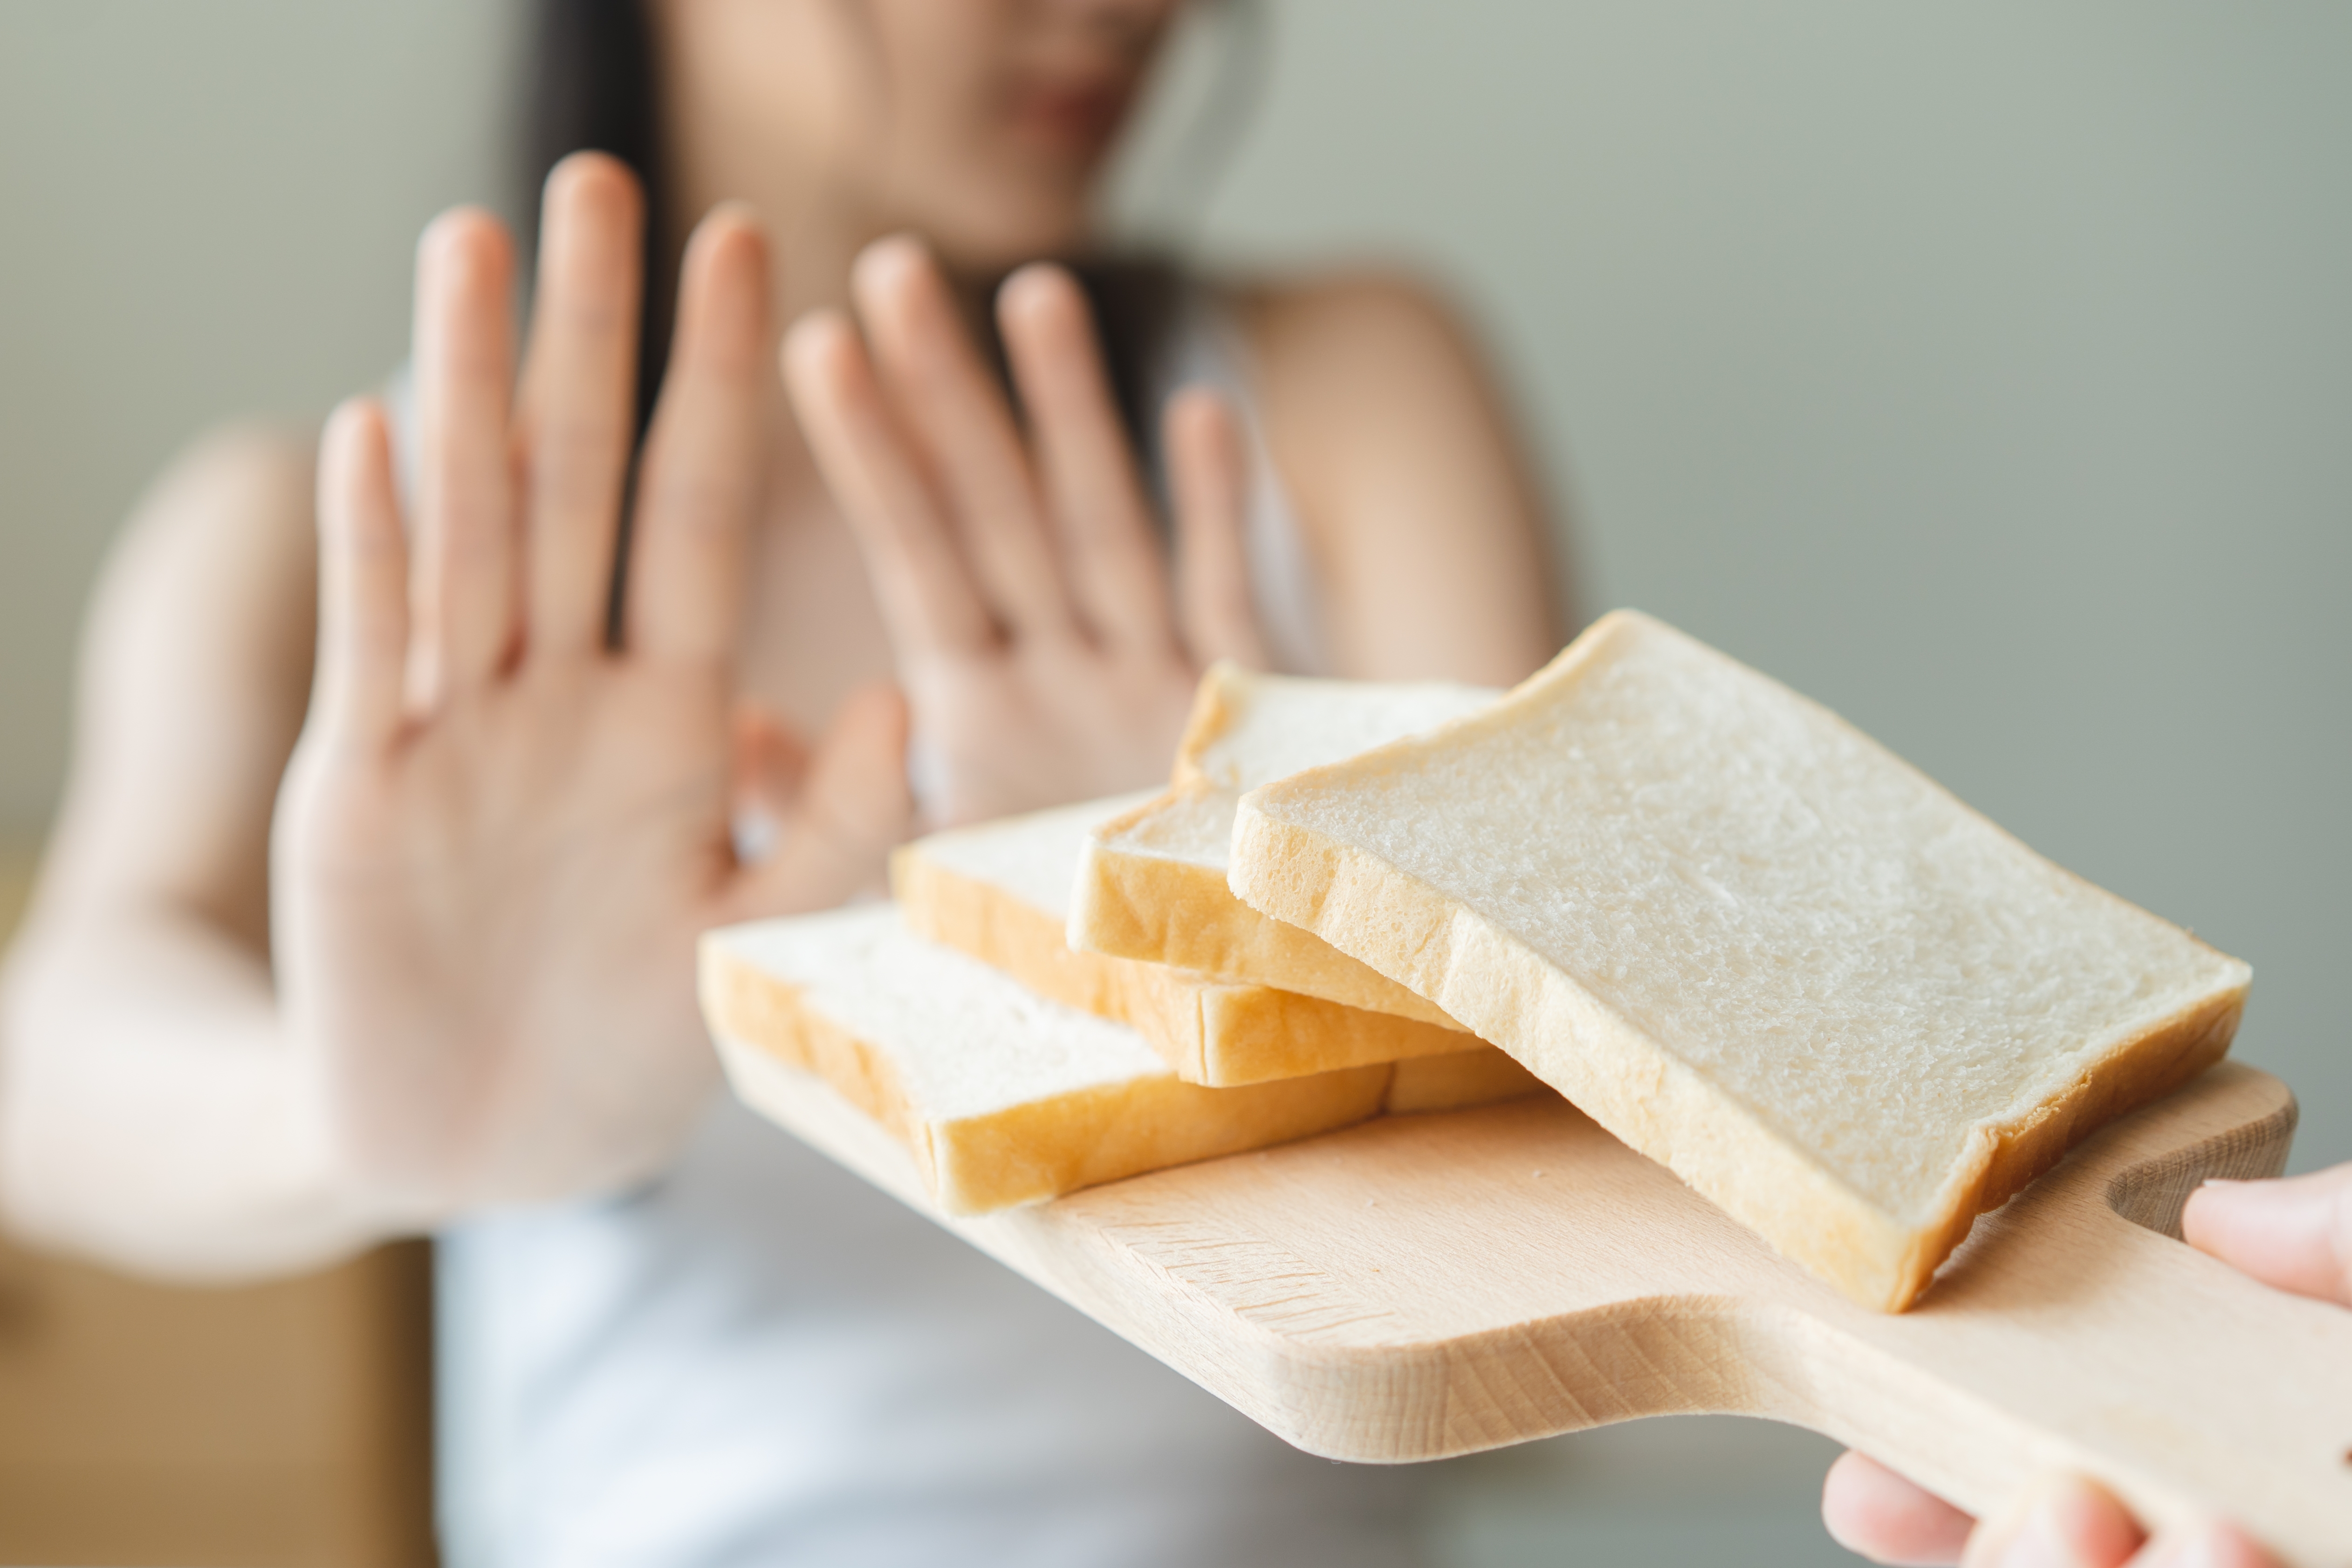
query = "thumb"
(724, 680, 913, 918)
(2182, 1163, 2352, 1307)
(729, 700, 811, 863)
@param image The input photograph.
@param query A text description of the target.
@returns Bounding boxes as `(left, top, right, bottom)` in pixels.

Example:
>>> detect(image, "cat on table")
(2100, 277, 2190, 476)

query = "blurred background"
(1, 2, 2344, 1563)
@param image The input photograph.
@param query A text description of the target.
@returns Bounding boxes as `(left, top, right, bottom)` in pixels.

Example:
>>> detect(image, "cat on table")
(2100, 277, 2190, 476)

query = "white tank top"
(431, 289, 1425, 1567)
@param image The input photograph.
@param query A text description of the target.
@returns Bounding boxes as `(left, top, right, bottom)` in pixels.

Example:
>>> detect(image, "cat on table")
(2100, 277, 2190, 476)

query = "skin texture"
(782, 239, 1268, 825)
(274, 192, 919, 1218)
(1824, 1170, 2352, 1567)
(0, 0, 1560, 1276)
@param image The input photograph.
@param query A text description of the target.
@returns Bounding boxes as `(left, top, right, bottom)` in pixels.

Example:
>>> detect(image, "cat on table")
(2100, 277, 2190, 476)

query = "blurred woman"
(0, 1, 1559, 1561)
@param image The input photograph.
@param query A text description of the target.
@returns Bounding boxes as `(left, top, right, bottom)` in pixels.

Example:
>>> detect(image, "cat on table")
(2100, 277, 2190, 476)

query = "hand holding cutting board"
(1829, 1167, 2352, 1567)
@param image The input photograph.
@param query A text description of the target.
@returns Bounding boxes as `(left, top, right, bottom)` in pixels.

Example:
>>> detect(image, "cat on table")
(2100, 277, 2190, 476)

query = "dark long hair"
(520, 0, 672, 438)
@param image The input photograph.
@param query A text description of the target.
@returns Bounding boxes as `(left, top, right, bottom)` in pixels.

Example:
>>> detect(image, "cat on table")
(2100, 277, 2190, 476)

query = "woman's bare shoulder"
(1216, 267, 1525, 497)
(1224, 266, 1472, 327)
(44, 422, 322, 931)
(1224, 268, 1489, 391)
(79, 420, 321, 748)
(1211, 269, 1563, 684)
(90, 422, 319, 670)
(110, 423, 318, 580)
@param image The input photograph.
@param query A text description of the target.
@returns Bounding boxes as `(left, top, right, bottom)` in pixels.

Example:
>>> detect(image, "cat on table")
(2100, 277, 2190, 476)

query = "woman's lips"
(1004, 78, 1137, 158)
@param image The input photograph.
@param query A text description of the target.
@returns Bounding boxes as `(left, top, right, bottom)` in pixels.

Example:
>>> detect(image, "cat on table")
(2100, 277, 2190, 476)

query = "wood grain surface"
(722, 1041, 2352, 1567)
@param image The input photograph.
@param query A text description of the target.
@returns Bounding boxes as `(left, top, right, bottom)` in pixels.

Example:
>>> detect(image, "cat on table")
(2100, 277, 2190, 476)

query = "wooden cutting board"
(718, 1043, 2352, 1566)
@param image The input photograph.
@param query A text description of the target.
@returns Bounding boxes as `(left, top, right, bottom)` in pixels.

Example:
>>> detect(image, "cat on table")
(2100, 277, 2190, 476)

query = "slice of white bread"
(896, 793, 1508, 1089)
(1229, 610, 2251, 1311)
(700, 905, 1393, 1213)
(1071, 664, 1496, 1027)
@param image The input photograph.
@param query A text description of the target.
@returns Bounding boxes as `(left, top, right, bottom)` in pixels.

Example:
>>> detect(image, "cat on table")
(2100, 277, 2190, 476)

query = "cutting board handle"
(1763, 1063, 2352, 1566)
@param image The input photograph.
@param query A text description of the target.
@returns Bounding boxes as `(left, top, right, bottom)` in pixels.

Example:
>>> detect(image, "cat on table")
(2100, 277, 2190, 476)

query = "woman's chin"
(918, 197, 1100, 273)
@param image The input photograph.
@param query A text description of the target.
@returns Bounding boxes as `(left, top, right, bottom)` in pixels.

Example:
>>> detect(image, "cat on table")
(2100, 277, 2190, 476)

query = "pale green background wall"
(0, 0, 520, 822)
(0, 7, 2345, 1558)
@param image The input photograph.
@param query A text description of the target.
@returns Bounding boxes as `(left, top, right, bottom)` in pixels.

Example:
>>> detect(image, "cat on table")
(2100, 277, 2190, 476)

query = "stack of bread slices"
(699, 663, 1546, 1218)
(702, 610, 2251, 1312)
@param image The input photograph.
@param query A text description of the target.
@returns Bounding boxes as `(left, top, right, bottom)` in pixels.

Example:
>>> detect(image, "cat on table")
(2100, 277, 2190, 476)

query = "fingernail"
(855, 233, 925, 285)
(997, 260, 1071, 313)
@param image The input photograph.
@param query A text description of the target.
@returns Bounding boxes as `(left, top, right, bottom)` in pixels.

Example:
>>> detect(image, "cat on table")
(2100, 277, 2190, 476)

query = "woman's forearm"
(0, 905, 399, 1281)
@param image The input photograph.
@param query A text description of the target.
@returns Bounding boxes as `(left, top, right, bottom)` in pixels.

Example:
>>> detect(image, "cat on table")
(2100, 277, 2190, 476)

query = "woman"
(0, 1, 1557, 1561)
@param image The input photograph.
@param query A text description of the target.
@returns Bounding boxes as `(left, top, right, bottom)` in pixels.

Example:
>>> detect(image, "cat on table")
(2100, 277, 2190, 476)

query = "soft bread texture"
(701, 906, 1392, 1213)
(1071, 664, 1496, 1027)
(896, 793, 1499, 1088)
(1229, 610, 2251, 1311)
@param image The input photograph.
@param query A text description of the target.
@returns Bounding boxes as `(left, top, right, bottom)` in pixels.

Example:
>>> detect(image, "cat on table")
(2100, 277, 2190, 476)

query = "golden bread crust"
(1070, 787, 1465, 1028)
(700, 932, 1392, 1212)
(894, 842, 1476, 1085)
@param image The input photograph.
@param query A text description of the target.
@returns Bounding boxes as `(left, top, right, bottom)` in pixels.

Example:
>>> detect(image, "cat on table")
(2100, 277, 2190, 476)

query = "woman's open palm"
(272, 157, 908, 1219)
(782, 238, 1269, 828)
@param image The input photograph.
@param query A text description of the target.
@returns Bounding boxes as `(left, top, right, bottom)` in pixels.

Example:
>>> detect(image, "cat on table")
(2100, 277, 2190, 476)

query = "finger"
(729, 681, 913, 916)
(852, 237, 1073, 637)
(1164, 386, 1270, 670)
(732, 702, 810, 821)
(313, 398, 411, 750)
(2128, 1522, 2281, 1568)
(997, 263, 1174, 652)
(782, 309, 995, 656)
(1821, 1452, 1975, 1567)
(1960, 1476, 2145, 1568)
(410, 208, 519, 705)
(2183, 1166, 2352, 1306)
(515, 153, 643, 662)
(729, 701, 810, 865)
(626, 205, 771, 667)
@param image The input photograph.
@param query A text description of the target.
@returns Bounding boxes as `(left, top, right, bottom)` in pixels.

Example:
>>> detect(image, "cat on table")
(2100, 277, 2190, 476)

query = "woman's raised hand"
(1823, 1166, 2352, 1568)
(272, 155, 910, 1221)
(782, 237, 1269, 828)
